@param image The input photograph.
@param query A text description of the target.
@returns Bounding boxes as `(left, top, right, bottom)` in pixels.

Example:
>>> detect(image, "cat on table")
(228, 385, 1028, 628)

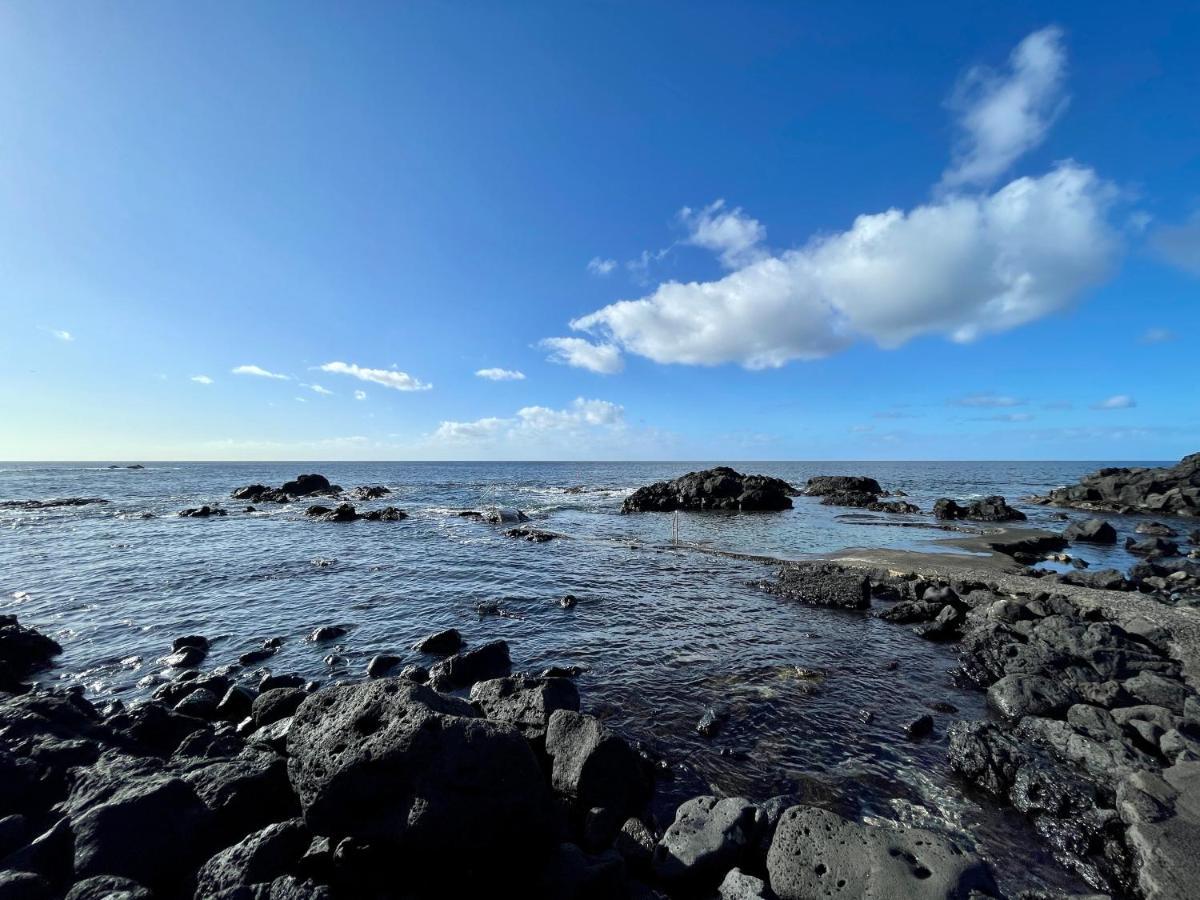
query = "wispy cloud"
(539, 337, 624, 374)
(1094, 394, 1136, 409)
(1140, 327, 1175, 344)
(1150, 211, 1200, 276)
(354, 390, 367, 401)
(475, 368, 526, 382)
(318, 361, 431, 392)
(302, 383, 334, 395)
(941, 26, 1068, 189)
(51, 329, 74, 342)
(679, 199, 767, 268)
(191, 375, 214, 385)
(950, 392, 1025, 408)
(432, 398, 625, 444)
(587, 257, 617, 276)
(979, 412, 1034, 422)
(232, 364, 290, 380)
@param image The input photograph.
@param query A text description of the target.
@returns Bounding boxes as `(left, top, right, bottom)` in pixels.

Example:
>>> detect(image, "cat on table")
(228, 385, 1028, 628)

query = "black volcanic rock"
(622, 467, 796, 513)
(231, 474, 342, 504)
(934, 495, 1026, 522)
(1064, 518, 1118, 544)
(1032, 452, 1200, 517)
(802, 475, 883, 497)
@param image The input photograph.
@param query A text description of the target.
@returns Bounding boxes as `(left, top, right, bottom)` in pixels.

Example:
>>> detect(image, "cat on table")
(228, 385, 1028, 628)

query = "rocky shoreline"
(4, 466, 1200, 898)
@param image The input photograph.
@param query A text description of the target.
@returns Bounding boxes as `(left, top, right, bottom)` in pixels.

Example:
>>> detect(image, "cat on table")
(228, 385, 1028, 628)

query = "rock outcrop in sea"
(1032, 453, 1200, 517)
(622, 467, 796, 512)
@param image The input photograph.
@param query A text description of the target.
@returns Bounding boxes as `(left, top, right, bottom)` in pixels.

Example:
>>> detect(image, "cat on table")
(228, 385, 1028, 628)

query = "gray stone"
(652, 796, 760, 886)
(545, 710, 651, 820)
(766, 805, 996, 900)
(427, 640, 511, 691)
(193, 819, 310, 898)
(64, 875, 153, 900)
(719, 867, 771, 899)
(987, 674, 1077, 720)
(768, 563, 871, 609)
(469, 675, 580, 738)
(1124, 672, 1190, 713)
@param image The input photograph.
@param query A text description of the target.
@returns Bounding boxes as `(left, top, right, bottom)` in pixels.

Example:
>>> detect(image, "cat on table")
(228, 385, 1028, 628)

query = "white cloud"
(318, 361, 431, 392)
(540, 337, 624, 374)
(295, 397, 307, 403)
(587, 257, 617, 276)
(679, 199, 767, 268)
(941, 26, 1068, 189)
(475, 368, 526, 382)
(1140, 327, 1174, 344)
(51, 329, 74, 342)
(1094, 394, 1136, 410)
(354, 390, 367, 401)
(432, 398, 625, 445)
(951, 392, 1024, 408)
(1150, 212, 1200, 276)
(191, 375, 214, 385)
(305, 384, 334, 395)
(569, 163, 1117, 368)
(232, 364, 290, 380)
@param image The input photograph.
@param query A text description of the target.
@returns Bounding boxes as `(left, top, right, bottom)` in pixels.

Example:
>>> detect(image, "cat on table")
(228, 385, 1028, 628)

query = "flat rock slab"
(766, 806, 996, 900)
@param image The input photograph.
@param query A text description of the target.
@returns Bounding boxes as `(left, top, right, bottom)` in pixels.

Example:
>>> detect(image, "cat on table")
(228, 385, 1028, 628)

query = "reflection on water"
(1, 460, 1166, 894)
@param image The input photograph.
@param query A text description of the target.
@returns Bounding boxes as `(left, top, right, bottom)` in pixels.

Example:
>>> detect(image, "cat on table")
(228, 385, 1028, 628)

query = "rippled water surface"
(0, 460, 1172, 894)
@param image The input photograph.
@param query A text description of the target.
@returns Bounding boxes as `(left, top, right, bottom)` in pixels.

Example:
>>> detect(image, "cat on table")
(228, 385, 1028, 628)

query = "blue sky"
(1, 2, 1197, 461)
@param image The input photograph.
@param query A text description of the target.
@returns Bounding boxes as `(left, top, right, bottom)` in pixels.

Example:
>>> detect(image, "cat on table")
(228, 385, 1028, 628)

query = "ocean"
(0, 459, 1170, 894)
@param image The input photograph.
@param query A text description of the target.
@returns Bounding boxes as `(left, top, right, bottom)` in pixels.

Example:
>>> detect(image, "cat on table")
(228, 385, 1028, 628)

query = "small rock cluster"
(801, 475, 920, 514)
(933, 496, 1027, 522)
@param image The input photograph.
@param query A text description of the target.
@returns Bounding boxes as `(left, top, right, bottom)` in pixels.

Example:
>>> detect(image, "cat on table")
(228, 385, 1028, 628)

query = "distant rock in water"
(230, 473, 343, 503)
(933, 496, 1026, 522)
(0, 497, 109, 510)
(1030, 452, 1200, 517)
(349, 485, 391, 500)
(483, 507, 530, 524)
(178, 506, 227, 518)
(1063, 518, 1117, 544)
(802, 475, 883, 497)
(622, 467, 796, 513)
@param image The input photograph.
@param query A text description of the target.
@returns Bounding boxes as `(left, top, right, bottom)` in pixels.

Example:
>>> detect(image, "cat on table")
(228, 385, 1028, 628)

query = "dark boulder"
(505, 526, 558, 542)
(412, 629, 464, 656)
(1126, 536, 1180, 558)
(64, 875, 153, 900)
(545, 710, 651, 820)
(1064, 518, 1118, 544)
(623, 467, 796, 513)
(802, 475, 883, 497)
(652, 796, 761, 888)
(1136, 521, 1178, 537)
(0, 617, 61, 690)
(365, 655, 402, 679)
(936, 496, 1025, 521)
(428, 640, 511, 691)
(178, 506, 227, 518)
(286, 679, 554, 880)
(1032, 453, 1200, 517)
(280, 474, 332, 496)
(252, 688, 307, 728)
(309, 626, 346, 643)
(192, 818, 310, 899)
(349, 486, 391, 500)
(360, 506, 406, 521)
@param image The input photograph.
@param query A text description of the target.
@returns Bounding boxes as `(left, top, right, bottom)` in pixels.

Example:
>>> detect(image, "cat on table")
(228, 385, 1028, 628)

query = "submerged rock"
(764, 563, 871, 610)
(623, 467, 796, 513)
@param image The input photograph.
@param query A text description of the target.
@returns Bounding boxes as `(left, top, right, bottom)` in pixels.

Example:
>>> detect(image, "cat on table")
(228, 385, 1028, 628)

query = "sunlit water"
(0, 460, 1172, 893)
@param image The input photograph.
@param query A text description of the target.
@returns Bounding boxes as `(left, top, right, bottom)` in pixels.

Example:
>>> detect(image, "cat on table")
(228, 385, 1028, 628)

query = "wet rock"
(412, 628, 464, 655)
(193, 818, 310, 898)
(259, 673, 306, 693)
(64, 875, 153, 900)
(542, 665, 586, 678)
(1137, 521, 1178, 537)
(904, 714, 934, 740)
(281, 474, 333, 496)
(0, 816, 73, 885)
(163, 644, 207, 668)
(545, 710, 652, 820)
(1126, 536, 1180, 558)
(178, 506, 227, 518)
(309, 626, 346, 643)
(365, 655, 402, 679)
(802, 476, 883, 497)
(349, 485, 391, 500)
(1123, 672, 1190, 714)
(1058, 568, 1131, 591)
(0, 871, 51, 899)
(428, 640, 511, 691)
(652, 795, 760, 887)
(696, 705, 728, 738)
(239, 646, 278, 667)
(934, 495, 1026, 521)
(912, 604, 964, 640)
(765, 563, 870, 610)
(252, 688, 307, 728)
(469, 675, 580, 739)
(1120, 760, 1200, 900)
(183, 749, 299, 843)
(0, 616, 62, 690)
(560, 594, 578, 609)
(361, 506, 406, 521)
(173, 635, 210, 653)
(623, 467, 796, 513)
(174, 688, 220, 719)
(398, 664, 428, 683)
(286, 679, 554, 880)
(482, 507, 530, 525)
(1065, 518, 1118, 544)
(312, 503, 359, 523)
(73, 776, 215, 893)
(988, 674, 1078, 720)
(215, 685, 256, 722)
(766, 805, 996, 900)
(505, 525, 558, 542)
